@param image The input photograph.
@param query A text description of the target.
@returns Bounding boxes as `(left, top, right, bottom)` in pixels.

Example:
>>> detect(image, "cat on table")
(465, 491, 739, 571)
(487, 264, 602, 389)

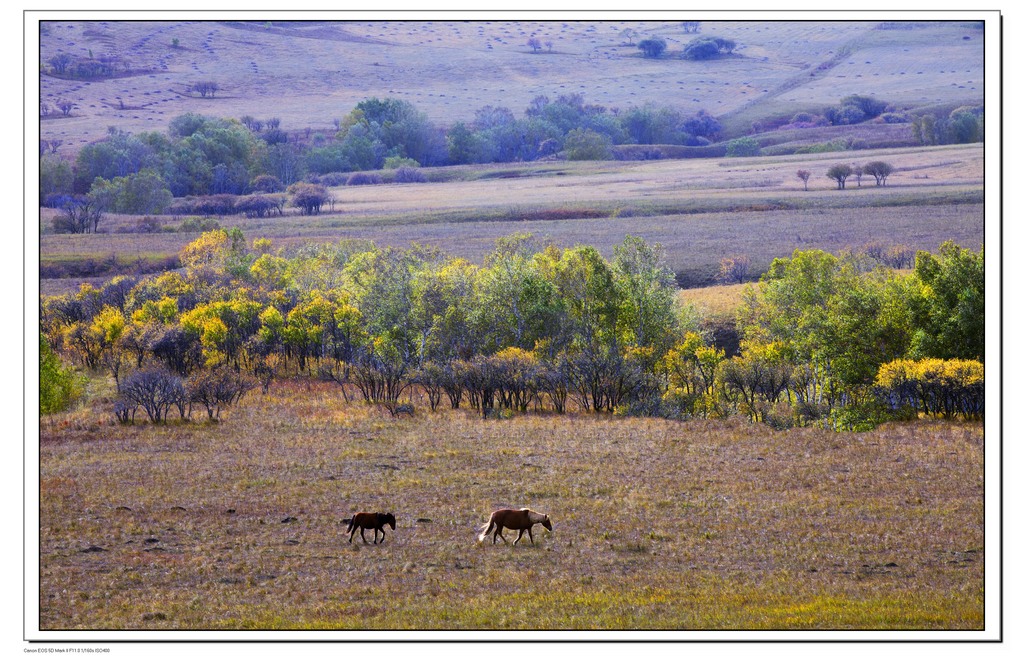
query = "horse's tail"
(478, 514, 495, 542)
(346, 518, 355, 534)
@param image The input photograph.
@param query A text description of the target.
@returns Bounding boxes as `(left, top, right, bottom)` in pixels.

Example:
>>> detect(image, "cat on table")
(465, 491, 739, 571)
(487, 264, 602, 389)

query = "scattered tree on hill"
(56, 99, 75, 116)
(796, 169, 811, 190)
(191, 81, 219, 98)
(681, 36, 735, 60)
(681, 21, 701, 33)
(839, 95, 888, 119)
(620, 28, 638, 45)
(47, 53, 73, 75)
(825, 164, 853, 190)
(637, 38, 667, 58)
(863, 161, 894, 186)
(527, 37, 543, 52)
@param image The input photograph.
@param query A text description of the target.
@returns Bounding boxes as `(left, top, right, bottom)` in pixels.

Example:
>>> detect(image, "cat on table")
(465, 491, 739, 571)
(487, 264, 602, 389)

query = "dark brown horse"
(478, 508, 552, 546)
(347, 512, 396, 544)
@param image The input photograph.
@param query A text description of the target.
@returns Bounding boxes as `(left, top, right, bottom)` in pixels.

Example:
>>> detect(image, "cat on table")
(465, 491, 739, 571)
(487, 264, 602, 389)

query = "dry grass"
(40, 144, 984, 292)
(38, 20, 983, 153)
(38, 378, 984, 631)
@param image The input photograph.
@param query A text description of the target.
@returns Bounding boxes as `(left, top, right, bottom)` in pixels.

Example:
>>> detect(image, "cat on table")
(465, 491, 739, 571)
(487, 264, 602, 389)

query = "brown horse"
(347, 512, 396, 544)
(478, 508, 552, 546)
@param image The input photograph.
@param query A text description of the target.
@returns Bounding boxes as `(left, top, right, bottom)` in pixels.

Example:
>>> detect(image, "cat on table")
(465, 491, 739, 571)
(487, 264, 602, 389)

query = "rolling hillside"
(38, 19, 985, 155)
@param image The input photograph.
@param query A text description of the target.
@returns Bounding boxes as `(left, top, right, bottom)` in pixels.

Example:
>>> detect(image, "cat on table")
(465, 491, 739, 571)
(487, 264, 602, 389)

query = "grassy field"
(34, 16, 990, 637)
(38, 379, 984, 631)
(38, 20, 984, 153)
(39, 143, 984, 293)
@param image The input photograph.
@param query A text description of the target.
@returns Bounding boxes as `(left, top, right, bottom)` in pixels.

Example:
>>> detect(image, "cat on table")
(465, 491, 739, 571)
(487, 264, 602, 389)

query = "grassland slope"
(39, 19, 984, 154)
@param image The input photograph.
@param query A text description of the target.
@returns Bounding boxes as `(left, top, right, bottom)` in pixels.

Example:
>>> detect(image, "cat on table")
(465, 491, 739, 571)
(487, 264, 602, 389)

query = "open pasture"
(38, 19, 983, 152)
(39, 379, 983, 631)
(39, 143, 985, 292)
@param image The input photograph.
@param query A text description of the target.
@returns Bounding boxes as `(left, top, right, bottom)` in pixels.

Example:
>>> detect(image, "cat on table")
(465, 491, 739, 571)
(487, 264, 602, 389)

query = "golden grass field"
(39, 379, 984, 631)
(34, 16, 991, 636)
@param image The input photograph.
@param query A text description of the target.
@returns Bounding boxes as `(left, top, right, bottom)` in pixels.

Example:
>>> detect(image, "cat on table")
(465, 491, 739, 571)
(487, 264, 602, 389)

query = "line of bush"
(41, 231, 984, 430)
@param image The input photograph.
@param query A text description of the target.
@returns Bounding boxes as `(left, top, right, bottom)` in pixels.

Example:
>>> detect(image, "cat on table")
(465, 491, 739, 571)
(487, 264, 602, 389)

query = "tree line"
(39, 95, 726, 220)
(40, 233, 984, 430)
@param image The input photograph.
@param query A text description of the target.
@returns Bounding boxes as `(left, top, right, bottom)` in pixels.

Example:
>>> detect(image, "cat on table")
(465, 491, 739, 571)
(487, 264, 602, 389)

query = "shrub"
(168, 195, 239, 216)
(287, 183, 329, 215)
(187, 368, 257, 420)
(119, 369, 186, 424)
(637, 38, 667, 58)
(133, 216, 164, 233)
(250, 174, 284, 193)
(725, 137, 761, 157)
(383, 156, 420, 169)
(840, 94, 888, 119)
(346, 172, 384, 186)
(305, 172, 348, 186)
(235, 194, 282, 218)
(881, 112, 909, 124)
(393, 166, 427, 183)
(178, 216, 221, 233)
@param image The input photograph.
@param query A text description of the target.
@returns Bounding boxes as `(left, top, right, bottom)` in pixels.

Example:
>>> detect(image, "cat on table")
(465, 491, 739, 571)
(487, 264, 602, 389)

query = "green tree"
(826, 164, 853, 189)
(910, 242, 984, 361)
(726, 136, 761, 157)
(40, 334, 80, 414)
(88, 169, 173, 214)
(637, 38, 667, 58)
(474, 234, 559, 353)
(612, 236, 679, 359)
(863, 161, 894, 186)
(563, 128, 612, 161)
(39, 155, 73, 203)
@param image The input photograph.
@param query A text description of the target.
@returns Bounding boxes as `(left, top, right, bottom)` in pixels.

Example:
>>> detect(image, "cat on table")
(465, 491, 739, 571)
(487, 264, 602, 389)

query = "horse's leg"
(360, 528, 368, 544)
(527, 526, 534, 544)
(495, 526, 506, 544)
(348, 527, 356, 543)
(378, 527, 385, 544)
(513, 528, 525, 546)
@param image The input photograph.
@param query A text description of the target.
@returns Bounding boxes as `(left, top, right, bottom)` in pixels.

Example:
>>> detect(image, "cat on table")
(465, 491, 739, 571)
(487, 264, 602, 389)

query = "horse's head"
(383, 513, 396, 530)
(541, 515, 553, 531)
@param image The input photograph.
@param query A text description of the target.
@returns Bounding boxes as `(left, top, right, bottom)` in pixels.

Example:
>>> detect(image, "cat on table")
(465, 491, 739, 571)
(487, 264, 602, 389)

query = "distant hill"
(39, 19, 984, 156)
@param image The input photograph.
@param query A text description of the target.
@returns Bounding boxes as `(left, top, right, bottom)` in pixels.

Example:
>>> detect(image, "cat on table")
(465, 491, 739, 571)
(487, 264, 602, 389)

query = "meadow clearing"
(39, 378, 983, 631)
(34, 16, 991, 636)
